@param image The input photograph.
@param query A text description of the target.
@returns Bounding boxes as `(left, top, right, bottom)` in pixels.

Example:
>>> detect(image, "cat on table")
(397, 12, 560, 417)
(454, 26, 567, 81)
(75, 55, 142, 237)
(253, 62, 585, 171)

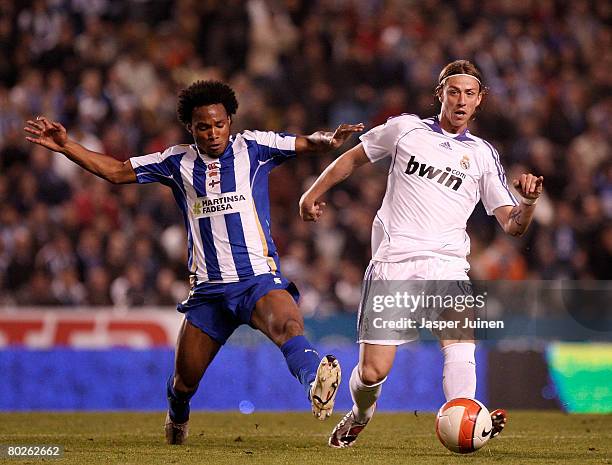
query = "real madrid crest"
(460, 155, 470, 170)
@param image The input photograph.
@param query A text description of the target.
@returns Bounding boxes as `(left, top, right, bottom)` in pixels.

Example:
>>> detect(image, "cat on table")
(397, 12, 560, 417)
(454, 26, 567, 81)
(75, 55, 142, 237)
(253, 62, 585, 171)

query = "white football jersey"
(361, 114, 517, 262)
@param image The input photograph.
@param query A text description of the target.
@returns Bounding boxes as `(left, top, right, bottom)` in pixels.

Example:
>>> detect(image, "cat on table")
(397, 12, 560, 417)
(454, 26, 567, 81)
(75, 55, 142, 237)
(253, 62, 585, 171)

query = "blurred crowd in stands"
(0, 0, 610, 314)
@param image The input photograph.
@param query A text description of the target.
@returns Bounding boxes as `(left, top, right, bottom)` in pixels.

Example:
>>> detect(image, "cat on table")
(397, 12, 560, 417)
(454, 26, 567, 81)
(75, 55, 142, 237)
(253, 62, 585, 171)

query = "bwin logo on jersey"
(404, 155, 464, 191)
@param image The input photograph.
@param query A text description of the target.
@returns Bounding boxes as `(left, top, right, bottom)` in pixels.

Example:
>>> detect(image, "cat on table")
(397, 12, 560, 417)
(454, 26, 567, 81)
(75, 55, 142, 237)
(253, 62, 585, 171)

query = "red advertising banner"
(0, 309, 182, 348)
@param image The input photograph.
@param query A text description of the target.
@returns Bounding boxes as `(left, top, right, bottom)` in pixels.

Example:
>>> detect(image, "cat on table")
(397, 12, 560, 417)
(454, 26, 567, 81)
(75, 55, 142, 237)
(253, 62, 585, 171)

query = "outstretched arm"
(494, 173, 543, 236)
(24, 116, 136, 184)
(299, 143, 370, 221)
(295, 123, 364, 153)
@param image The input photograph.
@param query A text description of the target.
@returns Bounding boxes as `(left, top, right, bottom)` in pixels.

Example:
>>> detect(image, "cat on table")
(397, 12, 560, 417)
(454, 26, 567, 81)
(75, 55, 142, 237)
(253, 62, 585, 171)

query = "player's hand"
(24, 116, 68, 152)
(328, 123, 365, 149)
(299, 194, 326, 222)
(512, 174, 543, 201)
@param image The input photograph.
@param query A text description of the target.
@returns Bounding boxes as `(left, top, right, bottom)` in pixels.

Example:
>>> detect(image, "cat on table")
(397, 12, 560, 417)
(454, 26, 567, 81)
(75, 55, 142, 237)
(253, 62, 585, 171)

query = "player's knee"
(360, 364, 388, 385)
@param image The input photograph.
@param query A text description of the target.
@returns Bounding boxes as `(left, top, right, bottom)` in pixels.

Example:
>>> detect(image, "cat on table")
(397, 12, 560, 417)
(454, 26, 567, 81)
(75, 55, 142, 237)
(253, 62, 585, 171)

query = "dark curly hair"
(176, 80, 239, 126)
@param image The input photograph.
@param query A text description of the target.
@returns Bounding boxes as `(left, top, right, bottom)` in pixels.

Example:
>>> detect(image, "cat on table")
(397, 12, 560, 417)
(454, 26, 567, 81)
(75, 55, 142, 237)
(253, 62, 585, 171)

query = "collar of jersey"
(425, 116, 473, 142)
(192, 136, 234, 161)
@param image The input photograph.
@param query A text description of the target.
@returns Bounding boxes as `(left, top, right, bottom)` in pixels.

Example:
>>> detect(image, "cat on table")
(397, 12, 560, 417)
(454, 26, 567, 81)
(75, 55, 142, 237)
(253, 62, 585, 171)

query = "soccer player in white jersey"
(24, 80, 364, 445)
(299, 60, 543, 448)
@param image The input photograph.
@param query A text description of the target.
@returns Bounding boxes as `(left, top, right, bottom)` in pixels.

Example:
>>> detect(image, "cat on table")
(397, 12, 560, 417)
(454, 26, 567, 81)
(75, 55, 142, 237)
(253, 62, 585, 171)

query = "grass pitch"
(0, 411, 610, 465)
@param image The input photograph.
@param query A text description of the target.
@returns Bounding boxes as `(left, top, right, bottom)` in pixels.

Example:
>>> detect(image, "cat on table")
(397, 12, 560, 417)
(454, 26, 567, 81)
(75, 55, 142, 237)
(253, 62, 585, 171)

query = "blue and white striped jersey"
(129, 130, 296, 284)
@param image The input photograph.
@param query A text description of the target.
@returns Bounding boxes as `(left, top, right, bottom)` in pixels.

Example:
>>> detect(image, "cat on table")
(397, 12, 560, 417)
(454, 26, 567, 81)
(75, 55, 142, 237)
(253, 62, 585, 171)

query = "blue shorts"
(177, 273, 300, 345)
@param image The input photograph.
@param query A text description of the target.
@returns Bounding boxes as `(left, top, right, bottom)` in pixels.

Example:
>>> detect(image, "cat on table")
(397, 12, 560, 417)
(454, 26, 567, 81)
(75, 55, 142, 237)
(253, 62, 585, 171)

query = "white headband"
(439, 73, 481, 86)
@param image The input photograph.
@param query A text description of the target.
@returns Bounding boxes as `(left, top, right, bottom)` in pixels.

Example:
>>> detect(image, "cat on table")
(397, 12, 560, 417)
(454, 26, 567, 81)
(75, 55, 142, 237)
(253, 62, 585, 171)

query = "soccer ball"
(435, 398, 492, 454)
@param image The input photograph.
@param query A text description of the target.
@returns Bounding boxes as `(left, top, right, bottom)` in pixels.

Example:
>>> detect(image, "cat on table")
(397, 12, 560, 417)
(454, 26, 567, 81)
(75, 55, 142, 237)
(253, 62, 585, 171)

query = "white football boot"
(490, 409, 507, 438)
(328, 407, 373, 448)
(165, 412, 189, 445)
(310, 355, 341, 420)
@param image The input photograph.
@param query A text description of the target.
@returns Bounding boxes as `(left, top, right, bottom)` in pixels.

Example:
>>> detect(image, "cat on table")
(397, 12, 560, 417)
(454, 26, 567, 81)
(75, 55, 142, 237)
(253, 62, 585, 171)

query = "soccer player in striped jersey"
(300, 60, 543, 448)
(25, 80, 364, 445)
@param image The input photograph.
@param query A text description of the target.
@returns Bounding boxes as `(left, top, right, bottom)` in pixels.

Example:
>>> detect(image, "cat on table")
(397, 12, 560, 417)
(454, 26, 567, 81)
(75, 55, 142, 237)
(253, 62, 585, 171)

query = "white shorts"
(365, 256, 470, 281)
(357, 256, 471, 346)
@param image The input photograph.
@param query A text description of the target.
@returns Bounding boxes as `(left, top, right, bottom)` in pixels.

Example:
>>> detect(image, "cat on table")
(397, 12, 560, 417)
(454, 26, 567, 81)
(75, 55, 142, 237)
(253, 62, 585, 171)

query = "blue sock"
(280, 335, 320, 397)
(166, 375, 194, 423)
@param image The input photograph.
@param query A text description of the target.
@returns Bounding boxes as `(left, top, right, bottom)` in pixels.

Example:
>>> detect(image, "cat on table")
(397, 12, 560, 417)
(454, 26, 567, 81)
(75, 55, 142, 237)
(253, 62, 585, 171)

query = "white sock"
(442, 342, 476, 401)
(349, 365, 385, 422)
